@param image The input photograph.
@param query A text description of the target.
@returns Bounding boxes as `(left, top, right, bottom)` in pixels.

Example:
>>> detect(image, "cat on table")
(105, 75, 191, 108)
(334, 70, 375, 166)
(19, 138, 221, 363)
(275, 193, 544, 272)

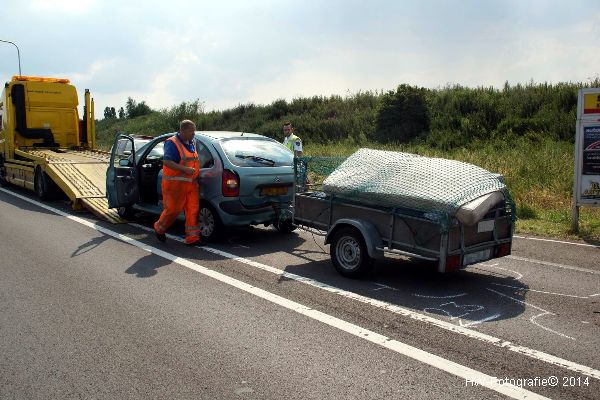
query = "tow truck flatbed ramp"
(18, 148, 125, 223)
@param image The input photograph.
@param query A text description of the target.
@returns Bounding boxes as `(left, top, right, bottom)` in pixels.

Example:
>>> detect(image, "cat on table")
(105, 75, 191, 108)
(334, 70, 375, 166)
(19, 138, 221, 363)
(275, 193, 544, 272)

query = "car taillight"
(222, 170, 240, 197)
(495, 243, 511, 257)
(445, 254, 462, 272)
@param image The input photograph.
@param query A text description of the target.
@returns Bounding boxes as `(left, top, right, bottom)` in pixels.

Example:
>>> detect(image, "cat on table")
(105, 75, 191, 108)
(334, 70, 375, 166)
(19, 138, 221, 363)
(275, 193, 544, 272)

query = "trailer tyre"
(330, 227, 373, 278)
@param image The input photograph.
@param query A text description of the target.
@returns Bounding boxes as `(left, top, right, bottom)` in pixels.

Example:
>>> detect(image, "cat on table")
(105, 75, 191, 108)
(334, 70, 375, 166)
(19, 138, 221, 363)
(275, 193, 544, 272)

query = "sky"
(1, 0, 599, 117)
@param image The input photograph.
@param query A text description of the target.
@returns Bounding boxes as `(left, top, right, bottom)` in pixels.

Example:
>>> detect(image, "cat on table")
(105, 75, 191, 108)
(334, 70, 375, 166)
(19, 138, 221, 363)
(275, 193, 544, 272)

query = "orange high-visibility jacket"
(162, 135, 200, 185)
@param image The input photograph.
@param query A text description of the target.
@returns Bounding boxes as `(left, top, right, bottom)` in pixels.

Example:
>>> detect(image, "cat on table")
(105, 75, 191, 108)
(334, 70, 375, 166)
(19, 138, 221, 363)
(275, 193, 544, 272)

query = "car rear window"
(221, 138, 294, 167)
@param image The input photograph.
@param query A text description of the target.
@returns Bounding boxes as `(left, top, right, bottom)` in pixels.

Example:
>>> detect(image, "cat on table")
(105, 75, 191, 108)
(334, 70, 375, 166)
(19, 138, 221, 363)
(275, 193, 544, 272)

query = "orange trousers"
(154, 182, 200, 244)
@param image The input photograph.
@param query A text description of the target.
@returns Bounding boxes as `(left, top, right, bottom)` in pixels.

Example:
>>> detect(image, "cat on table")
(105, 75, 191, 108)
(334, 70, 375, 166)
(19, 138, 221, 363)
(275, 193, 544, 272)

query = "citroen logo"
(275, 176, 281, 182)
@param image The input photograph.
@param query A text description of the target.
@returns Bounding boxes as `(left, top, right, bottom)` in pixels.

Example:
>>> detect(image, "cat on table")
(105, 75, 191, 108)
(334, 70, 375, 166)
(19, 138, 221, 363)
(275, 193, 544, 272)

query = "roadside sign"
(572, 88, 600, 230)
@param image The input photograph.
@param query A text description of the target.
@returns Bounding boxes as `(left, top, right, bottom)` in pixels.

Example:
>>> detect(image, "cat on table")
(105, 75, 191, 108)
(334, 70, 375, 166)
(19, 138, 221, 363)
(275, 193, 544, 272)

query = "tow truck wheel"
(0, 156, 8, 187)
(34, 167, 55, 200)
(199, 204, 222, 241)
(330, 227, 373, 278)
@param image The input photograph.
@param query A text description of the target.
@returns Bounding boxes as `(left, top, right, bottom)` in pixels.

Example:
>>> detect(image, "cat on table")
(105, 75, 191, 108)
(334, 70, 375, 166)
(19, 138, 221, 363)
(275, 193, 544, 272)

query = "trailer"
(0, 76, 122, 223)
(292, 152, 515, 278)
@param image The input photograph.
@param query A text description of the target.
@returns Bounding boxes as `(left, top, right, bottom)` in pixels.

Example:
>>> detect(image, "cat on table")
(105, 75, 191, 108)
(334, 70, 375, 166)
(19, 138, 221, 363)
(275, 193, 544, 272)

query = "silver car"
(107, 131, 296, 240)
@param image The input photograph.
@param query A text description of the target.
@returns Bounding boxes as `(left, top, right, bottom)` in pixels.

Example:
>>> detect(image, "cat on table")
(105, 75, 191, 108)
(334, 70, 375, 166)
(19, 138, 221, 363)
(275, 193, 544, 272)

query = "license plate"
(261, 186, 288, 196)
(477, 219, 495, 233)
(463, 249, 492, 266)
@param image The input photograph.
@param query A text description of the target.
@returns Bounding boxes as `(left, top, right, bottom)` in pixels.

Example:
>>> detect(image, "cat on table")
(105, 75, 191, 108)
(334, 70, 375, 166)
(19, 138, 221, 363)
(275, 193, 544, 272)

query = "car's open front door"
(106, 133, 139, 208)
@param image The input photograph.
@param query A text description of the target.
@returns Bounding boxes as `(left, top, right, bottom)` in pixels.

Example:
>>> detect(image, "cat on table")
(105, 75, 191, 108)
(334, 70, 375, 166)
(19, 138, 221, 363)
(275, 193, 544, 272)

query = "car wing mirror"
(119, 158, 131, 167)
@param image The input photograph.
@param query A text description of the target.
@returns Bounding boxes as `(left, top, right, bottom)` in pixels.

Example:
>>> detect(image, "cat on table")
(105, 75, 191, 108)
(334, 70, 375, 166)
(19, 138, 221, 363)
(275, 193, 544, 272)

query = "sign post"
(572, 88, 600, 231)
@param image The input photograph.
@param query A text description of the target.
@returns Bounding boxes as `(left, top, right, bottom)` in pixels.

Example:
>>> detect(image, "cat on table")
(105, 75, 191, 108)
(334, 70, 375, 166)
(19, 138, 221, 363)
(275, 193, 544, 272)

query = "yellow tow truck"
(0, 75, 122, 222)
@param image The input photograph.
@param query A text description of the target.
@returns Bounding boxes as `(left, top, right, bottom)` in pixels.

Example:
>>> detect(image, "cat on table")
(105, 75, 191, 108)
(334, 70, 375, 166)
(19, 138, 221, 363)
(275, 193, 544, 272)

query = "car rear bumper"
(217, 199, 289, 226)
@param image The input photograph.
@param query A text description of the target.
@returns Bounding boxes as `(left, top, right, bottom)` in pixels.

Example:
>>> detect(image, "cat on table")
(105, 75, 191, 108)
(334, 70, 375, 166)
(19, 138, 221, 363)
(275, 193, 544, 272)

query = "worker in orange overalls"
(154, 120, 201, 245)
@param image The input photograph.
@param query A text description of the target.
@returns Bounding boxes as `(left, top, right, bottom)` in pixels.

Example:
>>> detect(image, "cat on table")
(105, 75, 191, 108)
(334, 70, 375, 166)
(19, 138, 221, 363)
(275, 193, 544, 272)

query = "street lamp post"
(0, 39, 22, 77)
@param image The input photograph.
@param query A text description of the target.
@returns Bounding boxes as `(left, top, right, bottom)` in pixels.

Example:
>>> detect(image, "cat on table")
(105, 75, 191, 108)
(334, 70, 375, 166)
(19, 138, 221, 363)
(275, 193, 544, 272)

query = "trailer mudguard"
(325, 219, 385, 260)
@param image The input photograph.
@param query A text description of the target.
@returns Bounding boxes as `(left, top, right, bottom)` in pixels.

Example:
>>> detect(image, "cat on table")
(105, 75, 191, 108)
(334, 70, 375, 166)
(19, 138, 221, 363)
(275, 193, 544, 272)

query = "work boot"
(185, 237, 201, 246)
(153, 222, 167, 243)
(155, 230, 166, 243)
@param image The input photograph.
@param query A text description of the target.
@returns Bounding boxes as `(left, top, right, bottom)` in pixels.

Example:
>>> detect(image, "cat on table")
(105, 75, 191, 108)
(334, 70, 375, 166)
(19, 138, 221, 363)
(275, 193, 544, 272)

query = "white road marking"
(514, 235, 600, 249)
(487, 289, 575, 341)
(490, 283, 595, 299)
(507, 255, 599, 275)
(0, 189, 548, 400)
(126, 222, 600, 380)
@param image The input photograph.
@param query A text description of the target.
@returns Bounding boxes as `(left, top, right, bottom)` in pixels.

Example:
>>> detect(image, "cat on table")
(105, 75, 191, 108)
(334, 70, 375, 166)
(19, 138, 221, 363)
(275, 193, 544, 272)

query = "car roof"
(154, 131, 273, 142)
(196, 131, 267, 140)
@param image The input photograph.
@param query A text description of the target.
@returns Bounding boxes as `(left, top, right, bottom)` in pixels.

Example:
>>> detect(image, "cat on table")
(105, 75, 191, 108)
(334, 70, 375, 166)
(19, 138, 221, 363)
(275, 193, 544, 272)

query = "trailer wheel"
(330, 227, 373, 278)
(34, 167, 58, 200)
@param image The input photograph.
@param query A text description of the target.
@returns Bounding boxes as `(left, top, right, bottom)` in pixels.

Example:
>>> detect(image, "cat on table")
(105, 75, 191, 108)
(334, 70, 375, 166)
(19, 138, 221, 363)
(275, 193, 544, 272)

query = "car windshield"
(221, 138, 293, 167)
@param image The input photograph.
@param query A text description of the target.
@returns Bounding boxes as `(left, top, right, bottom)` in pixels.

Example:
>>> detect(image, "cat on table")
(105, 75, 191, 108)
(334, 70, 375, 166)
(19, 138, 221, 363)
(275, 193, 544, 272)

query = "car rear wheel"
(199, 204, 222, 241)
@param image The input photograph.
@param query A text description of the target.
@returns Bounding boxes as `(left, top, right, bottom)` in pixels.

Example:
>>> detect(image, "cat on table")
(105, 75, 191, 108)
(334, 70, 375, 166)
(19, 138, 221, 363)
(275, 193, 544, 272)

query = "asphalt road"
(0, 186, 598, 399)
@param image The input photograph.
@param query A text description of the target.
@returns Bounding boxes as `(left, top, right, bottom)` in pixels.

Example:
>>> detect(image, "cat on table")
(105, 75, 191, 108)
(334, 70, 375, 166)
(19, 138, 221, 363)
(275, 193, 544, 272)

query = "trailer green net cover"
(295, 148, 515, 230)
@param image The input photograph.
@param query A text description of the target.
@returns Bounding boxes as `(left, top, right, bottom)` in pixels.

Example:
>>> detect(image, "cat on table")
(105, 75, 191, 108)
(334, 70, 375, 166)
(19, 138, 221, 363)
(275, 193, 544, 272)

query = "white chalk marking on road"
(582, 321, 590, 324)
(413, 293, 468, 299)
(506, 255, 599, 275)
(372, 282, 398, 291)
(460, 314, 502, 328)
(514, 235, 600, 249)
(487, 289, 575, 341)
(424, 302, 485, 321)
(530, 312, 576, 341)
(589, 294, 600, 297)
(0, 188, 547, 400)
(490, 283, 594, 299)
(125, 220, 600, 380)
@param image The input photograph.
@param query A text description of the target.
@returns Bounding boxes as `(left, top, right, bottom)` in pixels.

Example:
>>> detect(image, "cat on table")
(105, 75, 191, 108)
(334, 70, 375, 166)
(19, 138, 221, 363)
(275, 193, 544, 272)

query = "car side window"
(196, 140, 214, 169)
(146, 141, 165, 161)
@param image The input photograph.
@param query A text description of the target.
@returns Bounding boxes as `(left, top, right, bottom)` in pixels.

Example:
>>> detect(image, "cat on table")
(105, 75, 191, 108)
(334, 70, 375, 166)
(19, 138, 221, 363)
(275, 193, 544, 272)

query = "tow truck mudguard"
(325, 218, 385, 260)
